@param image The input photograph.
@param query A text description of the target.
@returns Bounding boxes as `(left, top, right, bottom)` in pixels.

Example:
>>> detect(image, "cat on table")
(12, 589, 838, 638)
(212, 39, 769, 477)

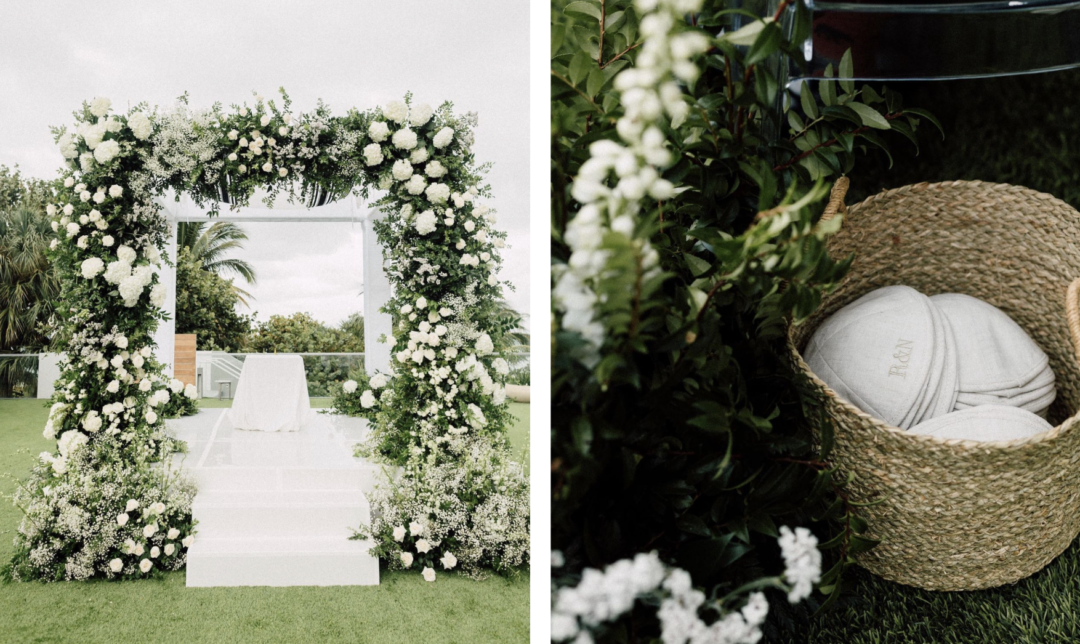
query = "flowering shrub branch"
(9, 89, 527, 582)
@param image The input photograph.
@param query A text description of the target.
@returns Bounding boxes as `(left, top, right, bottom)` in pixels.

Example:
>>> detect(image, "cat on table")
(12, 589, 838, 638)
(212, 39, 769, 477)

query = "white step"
(186, 536, 380, 587)
(188, 465, 380, 493)
(192, 490, 369, 539)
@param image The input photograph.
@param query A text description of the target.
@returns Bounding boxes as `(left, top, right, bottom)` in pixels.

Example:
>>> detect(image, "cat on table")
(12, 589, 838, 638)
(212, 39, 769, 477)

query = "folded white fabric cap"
(805, 285, 943, 428)
(929, 293, 1052, 394)
(908, 404, 1053, 442)
(921, 300, 960, 424)
(955, 386, 1057, 416)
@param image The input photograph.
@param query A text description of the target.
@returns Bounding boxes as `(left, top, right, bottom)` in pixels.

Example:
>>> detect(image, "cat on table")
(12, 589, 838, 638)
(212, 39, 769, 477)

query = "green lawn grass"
(807, 68, 1080, 644)
(0, 398, 529, 644)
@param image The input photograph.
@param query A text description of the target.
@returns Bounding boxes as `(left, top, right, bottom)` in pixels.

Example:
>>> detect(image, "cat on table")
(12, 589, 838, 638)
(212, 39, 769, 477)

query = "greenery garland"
(7, 89, 528, 582)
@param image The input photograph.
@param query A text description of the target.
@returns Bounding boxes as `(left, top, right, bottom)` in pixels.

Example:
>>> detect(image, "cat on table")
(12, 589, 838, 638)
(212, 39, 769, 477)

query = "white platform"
(169, 409, 381, 587)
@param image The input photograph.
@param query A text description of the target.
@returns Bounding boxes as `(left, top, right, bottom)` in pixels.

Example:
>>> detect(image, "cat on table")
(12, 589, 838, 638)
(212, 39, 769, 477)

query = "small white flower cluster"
(552, 527, 822, 643)
(390, 519, 458, 582)
(554, 0, 707, 367)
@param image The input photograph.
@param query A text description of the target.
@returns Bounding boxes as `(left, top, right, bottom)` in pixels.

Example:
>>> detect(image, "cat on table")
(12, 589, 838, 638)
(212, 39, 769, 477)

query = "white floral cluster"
(553, 0, 708, 366)
(11, 444, 195, 581)
(552, 528, 821, 644)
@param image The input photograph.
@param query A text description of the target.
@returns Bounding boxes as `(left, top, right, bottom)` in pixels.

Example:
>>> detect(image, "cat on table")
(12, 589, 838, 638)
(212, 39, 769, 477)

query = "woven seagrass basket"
(788, 179, 1080, 591)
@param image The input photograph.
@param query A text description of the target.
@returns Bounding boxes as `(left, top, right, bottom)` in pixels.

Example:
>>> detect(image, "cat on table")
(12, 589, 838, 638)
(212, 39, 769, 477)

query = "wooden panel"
(174, 334, 197, 387)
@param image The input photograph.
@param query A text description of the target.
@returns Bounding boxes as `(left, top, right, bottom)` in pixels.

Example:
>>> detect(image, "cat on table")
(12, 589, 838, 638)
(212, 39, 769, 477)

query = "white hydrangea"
(409, 103, 434, 127)
(150, 283, 167, 307)
(392, 159, 414, 181)
(410, 147, 429, 164)
(89, 97, 112, 117)
(425, 183, 450, 204)
(368, 121, 390, 142)
(384, 101, 408, 123)
(405, 174, 426, 195)
(363, 143, 384, 166)
(94, 140, 120, 164)
(414, 210, 438, 235)
(433, 127, 454, 149)
(425, 160, 447, 178)
(119, 275, 144, 306)
(370, 374, 388, 389)
(58, 133, 79, 159)
(128, 111, 153, 139)
(81, 257, 104, 279)
(103, 260, 131, 285)
(360, 390, 377, 408)
(475, 333, 494, 356)
(342, 380, 358, 394)
(392, 128, 418, 150)
(57, 430, 89, 457)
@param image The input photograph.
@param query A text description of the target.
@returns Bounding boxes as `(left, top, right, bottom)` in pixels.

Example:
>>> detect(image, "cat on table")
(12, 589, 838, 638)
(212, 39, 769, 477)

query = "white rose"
(126, 499, 140, 512)
(150, 546, 160, 558)
(145, 410, 158, 424)
(66, 222, 80, 237)
(360, 390, 376, 408)
(94, 140, 120, 164)
(368, 121, 390, 142)
(144, 523, 158, 538)
(392, 128, 417, 150)
(138, 378, 151, 392)
(455, 239, 466, 250)
(261, 162, 272, 173)
(464, 220, 476, 233)
(440, 552, 458, 570)
(117, 513, 129, 526)
(475, 333, 494, 356)
(401, 552, 414, 567)
(89, 97, 112, 117)
(392, 159, 413, 181)
(184, 383, 198, 399)
(167, 527, 180, 539)
(363, 143, 384, 166)
(415, 539, 431, 554)
(409, 103, 434, 127)
(102, 235, 114, 247)
(393, 525, 407, 542)
(182, 535, 194, 548)
(433, 127, 454, 149)
(416, 297, 427, 309)
(409, 521, 424, 536)
(422, 567, 436, 582)
(128, 112, 153, 140)
(134, 543, 144, 556)
(425, 183, 450, 204)
(139, 559, 152, 573)
(164, 544, 175, 556)
(384, 101, 408, 123)
(115, 336, 129, 349)
(109, 184, 123, 198)
(467, 403, 487, 429)
(260, 114, 271, 127)
(109, 558, 123, 573)
(413, 210, 437, 235)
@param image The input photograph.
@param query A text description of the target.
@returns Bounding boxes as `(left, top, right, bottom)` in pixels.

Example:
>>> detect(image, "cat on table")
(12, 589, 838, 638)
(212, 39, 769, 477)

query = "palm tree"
(177, 221, 256, 304)
(0, 207, 59, 396)
(489, 299, 530, 369)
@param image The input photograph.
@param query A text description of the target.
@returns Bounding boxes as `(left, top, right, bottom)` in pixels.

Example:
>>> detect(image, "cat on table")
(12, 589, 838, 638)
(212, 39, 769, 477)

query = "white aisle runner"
(169, 409, 380, 586)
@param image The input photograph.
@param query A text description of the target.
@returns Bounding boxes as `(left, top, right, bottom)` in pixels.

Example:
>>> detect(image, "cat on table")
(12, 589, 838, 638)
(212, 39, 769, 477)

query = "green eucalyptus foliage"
(551, 0, 933, 633)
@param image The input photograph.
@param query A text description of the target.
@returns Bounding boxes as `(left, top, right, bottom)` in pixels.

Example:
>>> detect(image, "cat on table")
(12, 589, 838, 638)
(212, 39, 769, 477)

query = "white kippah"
(908, 404, 1053, 442)
(805, 285, 948, 429)
(930, 293, 1055, 416)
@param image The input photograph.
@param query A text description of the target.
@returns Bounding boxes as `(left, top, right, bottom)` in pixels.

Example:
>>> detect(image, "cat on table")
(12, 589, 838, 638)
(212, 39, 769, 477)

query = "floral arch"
(7, 91, 529, 581)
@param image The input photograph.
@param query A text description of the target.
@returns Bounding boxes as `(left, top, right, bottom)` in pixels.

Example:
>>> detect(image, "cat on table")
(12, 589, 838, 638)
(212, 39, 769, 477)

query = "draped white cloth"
(229, 355, 312, 432)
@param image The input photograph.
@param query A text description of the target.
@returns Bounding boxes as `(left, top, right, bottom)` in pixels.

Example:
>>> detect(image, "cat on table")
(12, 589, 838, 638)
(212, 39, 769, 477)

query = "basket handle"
(1067, 279, 1080, 365)
(819, 176, 850, 225)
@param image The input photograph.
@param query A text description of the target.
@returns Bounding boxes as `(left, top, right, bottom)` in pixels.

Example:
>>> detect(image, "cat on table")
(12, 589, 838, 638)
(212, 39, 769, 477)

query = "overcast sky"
(0, 0, 530, 330)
